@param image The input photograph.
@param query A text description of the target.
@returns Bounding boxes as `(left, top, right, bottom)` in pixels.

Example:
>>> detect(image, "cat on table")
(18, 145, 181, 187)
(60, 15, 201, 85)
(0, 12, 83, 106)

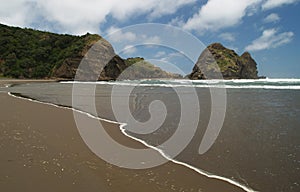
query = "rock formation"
(188, 43, 258, 79)
(0, 23, 181, 80)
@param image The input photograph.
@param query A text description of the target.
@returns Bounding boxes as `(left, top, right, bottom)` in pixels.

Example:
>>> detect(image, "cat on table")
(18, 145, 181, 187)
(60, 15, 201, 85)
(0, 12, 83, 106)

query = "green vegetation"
(125, 57, 160, 73)
(188, 43, 258, 79)
(0, 24, 181, 80)
(124, 57, 145, 66)
(0, 24, 101, 78)
(211, 49, 239, 72)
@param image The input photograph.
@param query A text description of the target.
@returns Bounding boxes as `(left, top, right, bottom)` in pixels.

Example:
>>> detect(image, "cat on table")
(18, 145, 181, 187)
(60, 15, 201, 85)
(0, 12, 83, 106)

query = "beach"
(0, 81, 246, 192)
(1, 79, 299, 192)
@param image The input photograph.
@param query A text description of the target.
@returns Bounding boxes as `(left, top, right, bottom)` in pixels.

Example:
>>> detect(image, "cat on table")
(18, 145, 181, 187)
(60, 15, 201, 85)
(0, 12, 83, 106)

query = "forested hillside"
(0, 24, 100, 78)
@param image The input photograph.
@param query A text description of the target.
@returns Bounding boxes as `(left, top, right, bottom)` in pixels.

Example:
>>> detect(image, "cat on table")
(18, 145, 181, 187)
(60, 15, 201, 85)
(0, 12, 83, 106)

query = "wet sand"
(0, 85, 246, 192)
(0, 79, 58, 89)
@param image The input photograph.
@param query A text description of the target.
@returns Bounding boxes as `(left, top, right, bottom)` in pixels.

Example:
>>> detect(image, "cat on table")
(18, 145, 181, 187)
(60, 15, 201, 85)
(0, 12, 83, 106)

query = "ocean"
(5, 79, 300, 192)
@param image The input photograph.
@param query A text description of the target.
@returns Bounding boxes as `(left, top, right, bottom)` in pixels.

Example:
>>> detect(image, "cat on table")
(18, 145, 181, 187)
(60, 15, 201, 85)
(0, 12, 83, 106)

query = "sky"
(0, 0, 299, 78)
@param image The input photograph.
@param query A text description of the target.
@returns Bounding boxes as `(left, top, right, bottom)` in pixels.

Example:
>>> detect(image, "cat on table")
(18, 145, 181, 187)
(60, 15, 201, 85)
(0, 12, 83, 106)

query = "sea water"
(7, 79, 300, 192)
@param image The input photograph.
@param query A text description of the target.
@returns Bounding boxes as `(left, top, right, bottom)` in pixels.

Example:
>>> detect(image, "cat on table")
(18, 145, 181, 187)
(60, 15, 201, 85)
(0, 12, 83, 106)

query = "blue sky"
(0, 0, 299, 78)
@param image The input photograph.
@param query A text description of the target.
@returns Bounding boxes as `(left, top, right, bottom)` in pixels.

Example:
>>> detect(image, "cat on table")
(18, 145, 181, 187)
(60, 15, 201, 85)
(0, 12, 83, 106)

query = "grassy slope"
(0, 24, 181, 80)
(0, 24, 101, 78)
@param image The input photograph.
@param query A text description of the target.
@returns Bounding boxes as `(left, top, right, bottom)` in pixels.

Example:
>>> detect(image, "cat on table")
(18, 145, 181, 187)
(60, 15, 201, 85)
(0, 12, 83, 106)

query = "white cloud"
(106, 27, 161, 45)
(142, 35, 161, 44)
(0, 0, 32, 27)
(262, 0, 299, 10)
(182, 0, 261, 33)
(160, 52, 184, 62)
(168, 16, 185, 27)
(0, 0, 196, 34)
(263, 13, 281, 23)
(219, 33, 236, 42)
(106, 27, 137, 43)
(154, 51, 167, 58)
(148, 0, 196, 19)
(122, 45, 137, 55)
(105, 27, 162, 56)
(245, 28, 294, 51)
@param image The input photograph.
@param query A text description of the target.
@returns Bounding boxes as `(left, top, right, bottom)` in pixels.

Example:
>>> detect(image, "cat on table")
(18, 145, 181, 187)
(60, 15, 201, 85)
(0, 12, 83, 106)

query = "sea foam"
(8, 89, 258, 192)
(61, 78, 300, 90)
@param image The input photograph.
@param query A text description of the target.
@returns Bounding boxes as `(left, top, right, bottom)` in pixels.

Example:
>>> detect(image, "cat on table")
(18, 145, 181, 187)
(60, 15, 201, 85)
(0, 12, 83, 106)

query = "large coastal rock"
(188, 43, 258, 79)
(53, 35, 121, 81)
(0, 23, 181, 80)
(56, 40, 182, 81)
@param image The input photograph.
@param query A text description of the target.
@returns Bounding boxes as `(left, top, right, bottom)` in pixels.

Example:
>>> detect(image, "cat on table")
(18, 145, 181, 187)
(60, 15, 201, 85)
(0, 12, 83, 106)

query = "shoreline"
(8, 92, 256, 192)
(0, 80, 254, 192)
(0, 79, 58, 88)
(0, 92, 246, 191)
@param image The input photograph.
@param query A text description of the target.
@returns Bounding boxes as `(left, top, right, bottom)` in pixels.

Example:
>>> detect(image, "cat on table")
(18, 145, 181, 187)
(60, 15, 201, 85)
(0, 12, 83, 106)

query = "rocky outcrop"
(240, 52, 259, 79)
(53, 36, 121, 81)
(54, 40, 182, 81)
(0, 23, 181, 80)
(44, 32, 181, 81)
(120, 57, 182, 80)
(188, 43, 258, 79)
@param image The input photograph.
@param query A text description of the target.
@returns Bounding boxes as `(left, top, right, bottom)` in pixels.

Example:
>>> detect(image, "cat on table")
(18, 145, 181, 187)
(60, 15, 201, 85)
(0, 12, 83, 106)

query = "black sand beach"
(0, 81, 246, 192)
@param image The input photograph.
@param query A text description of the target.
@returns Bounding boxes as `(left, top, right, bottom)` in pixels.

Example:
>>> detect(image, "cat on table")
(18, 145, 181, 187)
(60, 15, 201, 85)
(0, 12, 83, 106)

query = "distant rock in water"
(0, 23, 181, 80)
(188, 43, 258, 79)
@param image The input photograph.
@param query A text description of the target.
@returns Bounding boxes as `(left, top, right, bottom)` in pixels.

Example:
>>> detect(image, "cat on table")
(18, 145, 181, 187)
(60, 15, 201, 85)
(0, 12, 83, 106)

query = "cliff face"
(54, 41, 182, 81)
(0, 23, 181, 80)
(188, 43, 258, 79)
(52, 36, 121, 81)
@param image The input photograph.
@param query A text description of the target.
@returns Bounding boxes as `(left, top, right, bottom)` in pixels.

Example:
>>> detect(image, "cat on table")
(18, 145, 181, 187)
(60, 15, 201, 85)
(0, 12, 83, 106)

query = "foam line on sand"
(8, 92, 257, 192)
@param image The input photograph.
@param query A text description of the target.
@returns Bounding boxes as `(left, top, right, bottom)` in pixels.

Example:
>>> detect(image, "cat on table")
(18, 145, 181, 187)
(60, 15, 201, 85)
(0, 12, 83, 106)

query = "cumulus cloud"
(148, 0, 196, 19)
(106, 27, 161, 45)
(262, 0, 299, 10)
(142, 35, 161, 44)
(263, 13, 281, 23)
(154, 51, 167, 58)
(0, 0, 32, 27)
(122, 45, 137, 55)
(0, 0, 196, 34)
(245, 28, 294, 51)
(159, 52, 185, 63)
(104, 26, 162, 56)
(219, 33, 236, 42)
(168, 16, 185, 27)
(106, 27, 137, 43)
(182, 0, 261, 33)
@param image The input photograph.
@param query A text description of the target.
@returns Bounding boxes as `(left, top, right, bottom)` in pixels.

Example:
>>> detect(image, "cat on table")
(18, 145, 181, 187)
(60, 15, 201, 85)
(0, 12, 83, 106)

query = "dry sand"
(0, 81, 246, 192)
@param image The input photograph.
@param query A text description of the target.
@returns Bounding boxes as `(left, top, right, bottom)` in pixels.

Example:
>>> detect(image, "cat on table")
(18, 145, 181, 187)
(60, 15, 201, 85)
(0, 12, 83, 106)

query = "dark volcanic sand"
(0, 92, 245, 192)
